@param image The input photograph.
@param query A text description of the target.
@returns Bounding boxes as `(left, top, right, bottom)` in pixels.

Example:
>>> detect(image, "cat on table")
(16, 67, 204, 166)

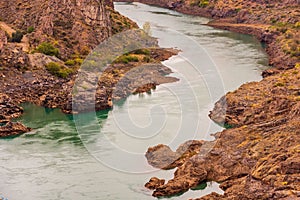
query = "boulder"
(0, 122, 31, 138)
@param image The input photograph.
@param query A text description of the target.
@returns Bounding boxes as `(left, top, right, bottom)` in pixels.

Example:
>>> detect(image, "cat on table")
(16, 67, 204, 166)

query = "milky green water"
(0, 2, 269, 200)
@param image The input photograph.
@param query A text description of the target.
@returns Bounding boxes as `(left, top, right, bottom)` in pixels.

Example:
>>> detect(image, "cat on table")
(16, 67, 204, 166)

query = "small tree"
(143, 22, 152, 36)
(11, 31, 23, 43)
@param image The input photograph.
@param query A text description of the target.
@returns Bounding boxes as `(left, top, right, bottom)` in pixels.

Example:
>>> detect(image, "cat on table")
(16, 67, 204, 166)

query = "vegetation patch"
(114, 55, 139, 64)
(199, 0, 209, 7)
(36, 42, 59, 57)
(270, 23, 300, 58)
(189, 0, 209, 7)
(10, 31, 23, 43)
(132, 49, 151, 55)
(27, 26, 34, 33)
(45, 62, 74, 78)
(64, 58, 83, 66)
(108, 7, 137, 34)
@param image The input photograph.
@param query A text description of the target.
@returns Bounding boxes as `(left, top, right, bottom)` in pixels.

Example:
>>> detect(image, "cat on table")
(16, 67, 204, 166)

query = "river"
(0, 2, 269, 200)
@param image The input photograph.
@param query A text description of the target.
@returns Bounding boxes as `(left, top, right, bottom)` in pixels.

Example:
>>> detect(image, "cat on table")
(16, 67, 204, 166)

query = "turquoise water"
(0, 2, 269, 200)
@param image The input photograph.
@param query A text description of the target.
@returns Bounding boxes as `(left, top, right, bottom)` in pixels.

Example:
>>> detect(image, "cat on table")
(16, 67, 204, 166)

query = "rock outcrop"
(0, 93, 31, 138)
(145, 62, 300, 199)
(210, 65, 300, 127)
(0, 0, 179, 137)
(0, 93, 23, 123)
(145, 177, 165, 190)
(0, 0, 114, 59)
(0, 45, 30, 69)
(145, 140, 204, 170)
(0, 122, 32, 138)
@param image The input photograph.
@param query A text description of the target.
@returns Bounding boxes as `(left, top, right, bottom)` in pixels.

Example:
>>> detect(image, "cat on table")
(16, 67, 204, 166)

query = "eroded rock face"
(0, 45, 30, 70)
(0, 93, 23, 122)
(145, 140, 204, 170)
(146, 66, 300, 199)
(210, 65, 300, 127)
(0, 91, 31, 137)
(0, 0, 112, 59)
(0, 0, 160, 116)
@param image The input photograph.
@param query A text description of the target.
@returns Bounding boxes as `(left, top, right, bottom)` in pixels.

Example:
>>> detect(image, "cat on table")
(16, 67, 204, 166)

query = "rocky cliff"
(146, 63, 300, 200)
(0, 0, 116, 137)
(0, 0, 178, 137)
(0, 0, 114, 59)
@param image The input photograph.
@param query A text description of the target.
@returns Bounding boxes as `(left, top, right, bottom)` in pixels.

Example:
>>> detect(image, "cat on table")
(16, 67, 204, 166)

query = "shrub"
(276, 22, 288, 27)
(74, 58, 83, 65)
(27, 26, 34, 33)
(65, 59, 76, 66)
(65, 58, 83, 66)
(10, 31, 23, 43)
(114, 55, 139, 64)
(199, 0, 209, 7)
(270, 18, 277, 24)
(143, 56, 151, 63)
(274, 82, 285, 87)
(45, 62, 73, 78)
(80, 46, 90, 56)
(133, 49, 151, 55)
(36, 42, 59, 57)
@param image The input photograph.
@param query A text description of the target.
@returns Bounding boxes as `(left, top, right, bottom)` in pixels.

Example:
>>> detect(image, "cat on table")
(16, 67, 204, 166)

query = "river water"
(0, 2, 269, 200)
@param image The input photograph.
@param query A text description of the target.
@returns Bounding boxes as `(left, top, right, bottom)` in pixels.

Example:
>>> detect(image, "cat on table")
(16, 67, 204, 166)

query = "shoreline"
(0, 9, 180, 138)
(112, 1, 300, 199)
(0, 1, 299, 199)
(115, 0, 299, 71)
(0, 46, 179, 137)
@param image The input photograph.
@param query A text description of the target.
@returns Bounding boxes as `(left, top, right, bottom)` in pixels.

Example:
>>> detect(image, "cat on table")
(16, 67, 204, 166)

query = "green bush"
(65, 58, 83, 66)
(133, 49, 151, 55)
(115, 55, 139, 64)
(10, 31, 23, 43)
(64, 59, 76, 66)
(36, 42, 59, 57)
(45, 62, 73, 78)
(199, 0, 209, 7)
(27, 26, 34, 33)
(74, 58, 83, 65)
